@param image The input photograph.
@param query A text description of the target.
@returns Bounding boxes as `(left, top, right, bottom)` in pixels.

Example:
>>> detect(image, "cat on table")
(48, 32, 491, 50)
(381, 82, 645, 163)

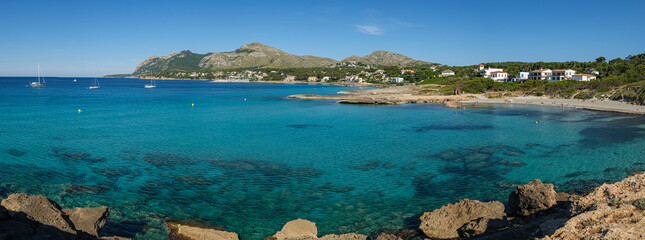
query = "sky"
(1, 0, 645, 76)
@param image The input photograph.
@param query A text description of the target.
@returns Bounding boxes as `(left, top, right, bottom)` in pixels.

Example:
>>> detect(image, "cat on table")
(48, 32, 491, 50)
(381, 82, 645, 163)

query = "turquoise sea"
(1, 77, 644, 239)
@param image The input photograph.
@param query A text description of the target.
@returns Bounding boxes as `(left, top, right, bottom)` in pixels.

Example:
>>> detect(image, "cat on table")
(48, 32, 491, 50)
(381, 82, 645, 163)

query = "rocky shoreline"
(3, 173, 642, 239)
(288, 85, 475, 105)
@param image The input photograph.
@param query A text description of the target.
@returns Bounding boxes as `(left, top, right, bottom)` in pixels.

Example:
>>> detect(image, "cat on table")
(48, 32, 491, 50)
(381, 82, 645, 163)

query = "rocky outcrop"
(63, 207, 110, 237)
(271, 219, 318, 240)
(0, 193, 126, 240)
(508, 179, 557, 216)
(419, 199, 506, 239)
(1, 193, 77, 234)
(374, 233, 403, 240)
(166, 220, 238, 240)
(541, 172, 645, 240)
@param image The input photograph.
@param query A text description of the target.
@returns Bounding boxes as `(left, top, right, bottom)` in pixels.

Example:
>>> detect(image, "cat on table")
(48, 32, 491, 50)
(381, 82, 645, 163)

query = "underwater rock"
(419, 199, 505, 239)
(175, 176, 217, 186)
(166, 220, 238, 240)
(5, 149, 26, 157)
(508, 179, 557, 216)
(319, 182, 355, 193)
(211, 158, 321, 179)
(62, 206, 110, 237)
(412, 173, 435, 197)
(374, 233, 403, 240)
(65, 184, 110, 194)
(563, 171, 588, 178)
(287, 124, 333, 129)
(411, 124, 492, 132)
(271, 219, 317, 240)
(350, 160, 381, 171)
(93, 168, 132, 177)
(319, 233, 368, 240)
(143, 152, 196, 166)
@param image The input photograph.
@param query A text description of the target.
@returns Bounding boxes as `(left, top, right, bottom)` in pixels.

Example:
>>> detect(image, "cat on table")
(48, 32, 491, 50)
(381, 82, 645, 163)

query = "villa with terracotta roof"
(489, 71, 508, 82)
(440, 70, 455, 77)
(475, 64, 504, 79)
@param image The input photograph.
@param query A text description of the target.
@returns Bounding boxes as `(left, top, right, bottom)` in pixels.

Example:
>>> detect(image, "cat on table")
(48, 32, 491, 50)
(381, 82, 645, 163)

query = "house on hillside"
(321, 76, 330, 82)
(284, 75, 296, 81)
(440, 70, 455, 77)
(572, 74, 597, 81)
(549, 69, 576, 81)
(400, 69, 415, 74)
(475, 64, 504, 78)
(528, 69, 552, 80)
(388, 77, 404, 83)
(588, 69, 600, 75)
(489, 71, 508, 82)
(307, 76, 319, 82)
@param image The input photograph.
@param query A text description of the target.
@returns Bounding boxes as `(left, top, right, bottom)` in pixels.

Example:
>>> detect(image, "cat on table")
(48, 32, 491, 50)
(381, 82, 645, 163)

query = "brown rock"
(319, 233, 368, 240)
(508, 179, 557, 216)
(0, 193, 76, 234)
(167, 220, 238, 240)
(63, 206, 110, 237)
(541, 173, 645, 240)
(374, 233, 403, 240)
(457, 216, 509, 238)
(272, 219, 317, 240)
(419, 199, 505, 239)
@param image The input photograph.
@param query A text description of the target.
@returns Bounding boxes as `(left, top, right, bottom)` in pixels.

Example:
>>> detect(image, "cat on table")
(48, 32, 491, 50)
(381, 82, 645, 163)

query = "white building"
(476, 64, 504, 78)
(284, 75, 296, 81)
(440, 70, 455, 77)
(517, 72, 529, 80)
(489, 71, 508, 82)
(549, 69, 577, 81)
(588, 69, 600, 75)
(572, 74, 597, 81)
(388, 77, 404, 83)
(321, 76, 330, 82)
(528, 69, 552, 80)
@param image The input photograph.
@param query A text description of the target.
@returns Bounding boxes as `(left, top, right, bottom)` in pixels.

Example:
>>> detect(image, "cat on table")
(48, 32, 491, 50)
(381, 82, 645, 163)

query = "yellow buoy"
(244, 98, 246, 101)
(191, 103, 195, 107)
(78, 109, 82, 113)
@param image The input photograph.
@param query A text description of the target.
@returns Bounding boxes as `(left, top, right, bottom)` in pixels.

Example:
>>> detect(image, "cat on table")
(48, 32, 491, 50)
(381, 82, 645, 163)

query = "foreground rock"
(0, 193, 127, 240)
(508, 179, 557, 216)
(419, 199, 506, 239)
(541, 172, 645, 239)
(166, 220, 238, 240)
(271, 218, 318, 240)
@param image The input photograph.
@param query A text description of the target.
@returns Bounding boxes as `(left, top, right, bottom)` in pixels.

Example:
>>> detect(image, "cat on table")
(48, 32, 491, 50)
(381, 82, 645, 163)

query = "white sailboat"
(73, 79, 77, 82)
(89, 78, 100, 89)
(30, 64, 46, 87)
(144, 78, 156, 88)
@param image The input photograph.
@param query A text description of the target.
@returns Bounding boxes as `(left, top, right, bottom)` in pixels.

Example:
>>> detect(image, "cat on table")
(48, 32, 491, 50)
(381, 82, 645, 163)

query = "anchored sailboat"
(30, 64, 46, 87)
(144, 78, 156, 88)
(89, 78, 100, 89)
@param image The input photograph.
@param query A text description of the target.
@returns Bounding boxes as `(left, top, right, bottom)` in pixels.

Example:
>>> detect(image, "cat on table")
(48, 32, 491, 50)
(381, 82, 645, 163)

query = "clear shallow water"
(1, 77, 644, 239)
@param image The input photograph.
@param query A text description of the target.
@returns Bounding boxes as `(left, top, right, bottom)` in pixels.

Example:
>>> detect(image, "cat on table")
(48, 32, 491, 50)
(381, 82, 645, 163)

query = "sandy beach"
(461, 95, 645, 115)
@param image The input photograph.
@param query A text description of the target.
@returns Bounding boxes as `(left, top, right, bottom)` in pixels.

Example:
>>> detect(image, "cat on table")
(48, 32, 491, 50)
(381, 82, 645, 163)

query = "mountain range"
(132, 42, 436, 75)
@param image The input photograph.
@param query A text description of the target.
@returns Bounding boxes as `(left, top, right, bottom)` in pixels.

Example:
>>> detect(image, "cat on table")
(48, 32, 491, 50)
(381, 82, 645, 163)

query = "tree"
(596, 56, 606, 64)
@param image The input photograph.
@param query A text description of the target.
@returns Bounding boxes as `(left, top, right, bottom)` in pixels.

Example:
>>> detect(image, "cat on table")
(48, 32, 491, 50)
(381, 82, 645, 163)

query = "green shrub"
(634, 198, 645, 210)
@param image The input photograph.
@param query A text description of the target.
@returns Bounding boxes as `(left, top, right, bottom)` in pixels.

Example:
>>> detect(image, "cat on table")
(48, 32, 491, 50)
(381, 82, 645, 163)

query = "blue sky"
(1, 0, 644, 76)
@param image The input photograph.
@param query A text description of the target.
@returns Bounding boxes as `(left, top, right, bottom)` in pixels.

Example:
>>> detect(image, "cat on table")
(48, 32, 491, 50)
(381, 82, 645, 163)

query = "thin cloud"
(354, 25, 384, 35)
